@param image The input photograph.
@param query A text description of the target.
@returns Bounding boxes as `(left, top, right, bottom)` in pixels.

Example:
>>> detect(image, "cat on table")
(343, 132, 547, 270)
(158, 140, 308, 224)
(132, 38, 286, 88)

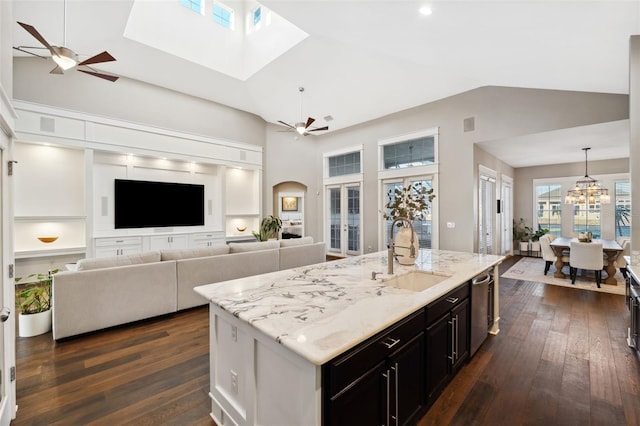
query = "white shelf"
(15, 246, 86, 259)
(15, 216, 86, 222)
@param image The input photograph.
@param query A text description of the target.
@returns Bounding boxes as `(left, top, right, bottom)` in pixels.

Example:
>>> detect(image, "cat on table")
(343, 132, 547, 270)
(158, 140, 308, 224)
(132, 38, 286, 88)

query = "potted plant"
(252, 215, 283, 241)
(382, 182, 436, 264)
(15, 269, 59, 337)
(529, 227, 549, 255)
(513, 218, 531, 254)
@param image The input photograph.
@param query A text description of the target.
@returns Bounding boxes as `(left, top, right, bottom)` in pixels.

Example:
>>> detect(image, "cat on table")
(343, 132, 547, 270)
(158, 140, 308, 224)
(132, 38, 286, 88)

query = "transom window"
(180, 0, 202, 13)
(253, 7, 262, 26)
(213, 2, 234, 29)
(383, 136, 435, 169)
(328, 152, 361, 177)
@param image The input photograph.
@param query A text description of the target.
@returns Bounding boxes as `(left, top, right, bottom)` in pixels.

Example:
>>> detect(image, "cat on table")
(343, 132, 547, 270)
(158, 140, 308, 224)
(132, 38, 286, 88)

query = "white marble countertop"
(194, 249, 504, 365)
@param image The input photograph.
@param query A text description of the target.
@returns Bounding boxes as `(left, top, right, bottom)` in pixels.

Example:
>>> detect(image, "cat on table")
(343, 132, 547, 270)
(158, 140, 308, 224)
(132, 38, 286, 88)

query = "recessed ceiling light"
(419, 6, 432, 16)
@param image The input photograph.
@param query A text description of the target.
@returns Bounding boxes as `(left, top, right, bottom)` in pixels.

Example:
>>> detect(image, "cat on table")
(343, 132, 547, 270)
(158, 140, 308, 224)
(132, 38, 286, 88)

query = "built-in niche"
(275, 182, 307, 239)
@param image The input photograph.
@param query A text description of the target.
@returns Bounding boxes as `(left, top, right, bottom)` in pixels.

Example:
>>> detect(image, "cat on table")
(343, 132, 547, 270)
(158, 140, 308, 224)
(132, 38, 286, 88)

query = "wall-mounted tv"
(114, 179, 205, 229)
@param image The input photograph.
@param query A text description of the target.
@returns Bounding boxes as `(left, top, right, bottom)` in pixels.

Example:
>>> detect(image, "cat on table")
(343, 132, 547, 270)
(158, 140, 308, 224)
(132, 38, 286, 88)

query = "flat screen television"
(114, 179, 205, 229)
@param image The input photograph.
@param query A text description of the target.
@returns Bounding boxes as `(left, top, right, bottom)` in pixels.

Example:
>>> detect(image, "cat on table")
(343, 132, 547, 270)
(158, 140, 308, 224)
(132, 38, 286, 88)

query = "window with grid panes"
(180, 0, 202, 13)
(383, 136, 434, 169)
(328, 152, 361, 177)
(535, 183, 562, 237)
(615, 181, 631, 238)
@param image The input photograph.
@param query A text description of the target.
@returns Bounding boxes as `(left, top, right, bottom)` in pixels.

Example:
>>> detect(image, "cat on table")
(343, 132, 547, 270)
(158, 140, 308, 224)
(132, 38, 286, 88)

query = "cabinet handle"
(454, 315, 459, 361)
(380, 337, 400, 349)
(446, 297, 459, 304)
(632, 298, 638, 338)
(115, 240, 124, 243)
(448, 317, 456, 365)
(383, 370, 390, 426)
(392, 363, 399, 426)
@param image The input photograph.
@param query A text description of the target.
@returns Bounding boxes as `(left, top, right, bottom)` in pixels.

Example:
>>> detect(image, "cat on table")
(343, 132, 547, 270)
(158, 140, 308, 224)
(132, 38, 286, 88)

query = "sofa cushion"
(280, 236, 314, 247)
(160, 245, 230, 261)
(76, 251, 161, 271)
(228, 240, 280, 253)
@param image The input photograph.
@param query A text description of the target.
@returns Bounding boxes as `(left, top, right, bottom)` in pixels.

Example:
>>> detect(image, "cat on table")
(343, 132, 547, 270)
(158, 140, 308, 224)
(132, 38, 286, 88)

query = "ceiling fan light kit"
(277, 87, 329, 136)
(51, 46, 77, 70)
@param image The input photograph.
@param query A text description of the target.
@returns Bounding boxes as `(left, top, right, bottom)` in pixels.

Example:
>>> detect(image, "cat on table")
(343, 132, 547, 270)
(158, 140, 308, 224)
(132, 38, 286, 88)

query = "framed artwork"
(282, 197, 298, 211)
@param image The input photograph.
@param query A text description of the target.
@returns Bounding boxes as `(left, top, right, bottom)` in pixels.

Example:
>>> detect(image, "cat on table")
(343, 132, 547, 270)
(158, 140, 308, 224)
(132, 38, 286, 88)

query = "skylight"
(253, 7, 262, 26)
(213, 2, 234, 30)
(180, 0, 202, 14)
(124, 0, 309, 81)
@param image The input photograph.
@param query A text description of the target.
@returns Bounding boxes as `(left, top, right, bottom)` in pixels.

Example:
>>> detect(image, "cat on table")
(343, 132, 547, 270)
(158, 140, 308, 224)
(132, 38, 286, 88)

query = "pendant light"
(564, 147, 610, 205)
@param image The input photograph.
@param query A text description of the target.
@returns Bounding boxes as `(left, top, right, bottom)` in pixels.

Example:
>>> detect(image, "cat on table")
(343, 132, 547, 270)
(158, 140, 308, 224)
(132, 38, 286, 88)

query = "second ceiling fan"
(277, 87, 329, 136)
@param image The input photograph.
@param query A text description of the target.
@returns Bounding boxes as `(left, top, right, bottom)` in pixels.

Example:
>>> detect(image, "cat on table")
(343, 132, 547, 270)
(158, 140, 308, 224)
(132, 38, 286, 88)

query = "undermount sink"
(381, 270, 452, 292)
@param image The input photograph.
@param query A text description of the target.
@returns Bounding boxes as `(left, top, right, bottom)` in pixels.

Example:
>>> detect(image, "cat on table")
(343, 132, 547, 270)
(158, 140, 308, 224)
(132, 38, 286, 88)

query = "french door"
(382, 177, 434, 249)
(326, 183, 361, 257)
(479, 167, 497, 255)
(501, 175, 513, 255)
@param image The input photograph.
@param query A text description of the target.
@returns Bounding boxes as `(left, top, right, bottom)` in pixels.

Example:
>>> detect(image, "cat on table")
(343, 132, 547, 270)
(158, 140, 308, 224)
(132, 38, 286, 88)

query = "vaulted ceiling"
(12, 0, 640, 167)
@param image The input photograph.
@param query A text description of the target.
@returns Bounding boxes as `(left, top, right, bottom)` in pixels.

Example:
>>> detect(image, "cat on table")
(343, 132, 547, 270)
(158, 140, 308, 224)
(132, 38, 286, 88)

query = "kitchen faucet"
(388, 217, 416, 275)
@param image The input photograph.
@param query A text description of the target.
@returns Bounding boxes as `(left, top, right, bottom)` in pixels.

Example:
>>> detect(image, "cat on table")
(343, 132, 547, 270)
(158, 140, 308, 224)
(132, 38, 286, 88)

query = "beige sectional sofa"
(52, 237, 326, 340)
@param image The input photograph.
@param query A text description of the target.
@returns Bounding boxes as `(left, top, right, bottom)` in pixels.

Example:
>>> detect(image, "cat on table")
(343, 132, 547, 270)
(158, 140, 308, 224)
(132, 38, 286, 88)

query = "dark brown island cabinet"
(323, 282, 471, 425)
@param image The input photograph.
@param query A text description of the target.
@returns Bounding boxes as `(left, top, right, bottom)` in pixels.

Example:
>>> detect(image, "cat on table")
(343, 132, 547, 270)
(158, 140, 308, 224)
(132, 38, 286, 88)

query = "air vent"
(40, 117, 55, 133)
(463, 117, 475, 132)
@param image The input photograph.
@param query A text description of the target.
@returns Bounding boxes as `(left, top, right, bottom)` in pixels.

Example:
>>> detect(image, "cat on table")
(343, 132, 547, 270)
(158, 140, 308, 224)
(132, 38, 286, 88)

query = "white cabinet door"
(94, 237, 143, 257)
(189, 232, 225, 248)
(147, 235, 188, 251)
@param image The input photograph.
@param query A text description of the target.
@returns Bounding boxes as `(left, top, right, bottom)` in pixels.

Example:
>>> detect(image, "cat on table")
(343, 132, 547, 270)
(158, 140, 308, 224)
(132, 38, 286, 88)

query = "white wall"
(266, 86, 627, 253)
(13, 57, 266, 148)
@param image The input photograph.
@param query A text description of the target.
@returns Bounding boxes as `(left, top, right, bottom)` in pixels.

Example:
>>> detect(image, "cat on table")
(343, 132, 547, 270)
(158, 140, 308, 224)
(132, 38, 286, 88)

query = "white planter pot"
(19, 310, 52, 337)
(394, 227, 420, 265)
(519, 241, 530, 253)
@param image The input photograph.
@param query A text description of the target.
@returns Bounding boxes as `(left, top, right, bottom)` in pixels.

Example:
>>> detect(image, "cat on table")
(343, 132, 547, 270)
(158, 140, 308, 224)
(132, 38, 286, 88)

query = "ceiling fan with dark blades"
(277, 87, 329, 136)
(14, 14, 119, 82)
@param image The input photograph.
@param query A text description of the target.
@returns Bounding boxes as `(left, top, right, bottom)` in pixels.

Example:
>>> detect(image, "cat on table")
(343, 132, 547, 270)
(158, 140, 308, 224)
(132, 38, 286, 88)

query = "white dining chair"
(540, 234, 568, 275)
(569, 241, 607, 288)
(614, 238, 631, 279)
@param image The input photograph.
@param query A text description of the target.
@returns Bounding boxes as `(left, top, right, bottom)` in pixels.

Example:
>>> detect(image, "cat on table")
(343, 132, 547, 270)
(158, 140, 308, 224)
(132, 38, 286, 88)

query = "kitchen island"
(194, 249, 504, 426)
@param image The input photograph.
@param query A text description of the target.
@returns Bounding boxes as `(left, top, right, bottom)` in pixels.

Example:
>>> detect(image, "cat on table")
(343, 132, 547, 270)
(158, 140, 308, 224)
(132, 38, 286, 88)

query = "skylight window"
(253, 7, 262, 26)
(180, 0, 202, 14)
(213, 2, 234, 29)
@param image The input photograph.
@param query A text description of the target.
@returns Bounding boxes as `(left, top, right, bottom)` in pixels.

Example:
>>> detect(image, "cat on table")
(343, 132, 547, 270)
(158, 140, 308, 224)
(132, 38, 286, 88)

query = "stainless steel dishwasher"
(470, 269, 493, 356)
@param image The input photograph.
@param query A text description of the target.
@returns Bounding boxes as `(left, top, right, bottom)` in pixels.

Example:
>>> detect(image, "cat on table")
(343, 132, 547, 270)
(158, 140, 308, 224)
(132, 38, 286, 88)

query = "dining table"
(550, 237, 623, 285)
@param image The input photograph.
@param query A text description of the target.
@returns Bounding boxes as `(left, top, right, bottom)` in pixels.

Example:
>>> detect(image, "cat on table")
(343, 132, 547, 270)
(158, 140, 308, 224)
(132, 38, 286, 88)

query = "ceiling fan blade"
(50, 65, 64, 75)
(277, 120, 295, 129)
(78, 51, 116, 66)
(17, 22, 55, 55)
(13, 46, 49, 59)
(305, 117, 315, 129)
(308, 126, 329, 132)
(77, 69, 119, 82)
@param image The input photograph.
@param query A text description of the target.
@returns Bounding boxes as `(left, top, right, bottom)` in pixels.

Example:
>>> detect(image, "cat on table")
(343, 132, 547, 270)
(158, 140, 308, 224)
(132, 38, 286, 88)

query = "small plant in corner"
(252, 215, 283, 241)
(15, 269, 59, 315)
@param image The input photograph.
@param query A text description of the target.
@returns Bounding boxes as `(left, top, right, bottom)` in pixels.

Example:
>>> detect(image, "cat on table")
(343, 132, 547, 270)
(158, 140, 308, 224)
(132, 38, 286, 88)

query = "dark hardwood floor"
(12, 256, 640, 425)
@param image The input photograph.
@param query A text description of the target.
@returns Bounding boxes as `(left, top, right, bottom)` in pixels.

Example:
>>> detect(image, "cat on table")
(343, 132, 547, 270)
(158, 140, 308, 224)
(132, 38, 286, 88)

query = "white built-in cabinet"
(225, 167, 260, 240)
(13, 103, 263, 273)
(93, 231, 226, 257)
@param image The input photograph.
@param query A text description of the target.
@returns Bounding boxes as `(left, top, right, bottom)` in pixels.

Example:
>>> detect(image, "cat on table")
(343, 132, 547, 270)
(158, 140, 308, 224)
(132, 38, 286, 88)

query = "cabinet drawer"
(324, 309, 425, 396)
(426, 282, 470, 325)
(95, 236, 142, 247)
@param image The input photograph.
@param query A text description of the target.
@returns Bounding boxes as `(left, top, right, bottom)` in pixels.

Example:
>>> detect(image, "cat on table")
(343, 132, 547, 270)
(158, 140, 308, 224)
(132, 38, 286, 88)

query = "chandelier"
(565, 147, 610, 205)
